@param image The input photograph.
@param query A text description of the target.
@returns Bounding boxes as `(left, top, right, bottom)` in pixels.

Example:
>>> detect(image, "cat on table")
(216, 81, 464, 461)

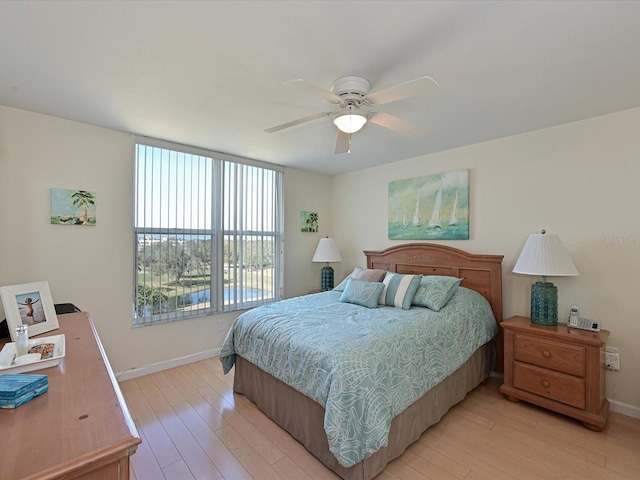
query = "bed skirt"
(233, 342, 492, 480)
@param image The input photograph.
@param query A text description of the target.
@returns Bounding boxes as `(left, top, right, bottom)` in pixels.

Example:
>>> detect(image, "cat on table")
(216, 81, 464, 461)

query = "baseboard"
(609, 399, 640, 419)
(115, 348, 221, 382)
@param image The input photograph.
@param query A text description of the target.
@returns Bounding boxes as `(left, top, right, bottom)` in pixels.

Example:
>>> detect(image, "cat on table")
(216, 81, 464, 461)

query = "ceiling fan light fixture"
(333, 107, 367, 134)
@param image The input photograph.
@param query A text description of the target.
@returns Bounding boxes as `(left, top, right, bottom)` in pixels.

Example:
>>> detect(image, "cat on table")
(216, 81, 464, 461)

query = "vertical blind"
(134, 139, 283, 326)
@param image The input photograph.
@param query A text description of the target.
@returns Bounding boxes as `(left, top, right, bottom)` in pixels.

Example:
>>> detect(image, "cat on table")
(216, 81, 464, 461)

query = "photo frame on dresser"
(0, 281, 59, 341)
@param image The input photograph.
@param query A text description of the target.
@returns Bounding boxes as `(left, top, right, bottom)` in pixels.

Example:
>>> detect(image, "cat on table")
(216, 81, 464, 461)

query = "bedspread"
(220, 287, 497, 467)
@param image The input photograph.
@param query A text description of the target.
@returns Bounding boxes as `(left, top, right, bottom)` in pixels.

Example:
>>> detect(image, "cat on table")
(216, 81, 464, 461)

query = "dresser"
(500, 315, 609, 431)
(0, 312, 140, 479)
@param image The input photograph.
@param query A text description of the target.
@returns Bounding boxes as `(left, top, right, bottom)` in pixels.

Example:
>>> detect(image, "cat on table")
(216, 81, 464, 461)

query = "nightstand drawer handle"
(542, 350, 551, 358)
(541, 380, 550, 388)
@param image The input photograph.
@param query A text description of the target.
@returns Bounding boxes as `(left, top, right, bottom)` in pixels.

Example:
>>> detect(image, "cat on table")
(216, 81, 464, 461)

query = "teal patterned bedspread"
(220, 287, 497, 467)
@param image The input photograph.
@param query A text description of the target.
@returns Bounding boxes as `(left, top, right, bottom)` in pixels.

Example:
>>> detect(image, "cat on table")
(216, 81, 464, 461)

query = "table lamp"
(312, 237, 343, 291)
(512, 230, 579, 325)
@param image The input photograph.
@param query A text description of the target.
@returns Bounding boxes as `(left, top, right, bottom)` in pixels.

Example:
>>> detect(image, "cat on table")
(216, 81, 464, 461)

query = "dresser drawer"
(513, 361, 586, 409)
(514, 333, 586, 377)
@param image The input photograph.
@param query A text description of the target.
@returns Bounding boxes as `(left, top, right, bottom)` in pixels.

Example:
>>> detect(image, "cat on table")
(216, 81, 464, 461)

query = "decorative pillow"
(334, 267, 388, 292)
(412, 276, 463, 311)
(378, 273, 422, 310)
(339, 278, 384, 308)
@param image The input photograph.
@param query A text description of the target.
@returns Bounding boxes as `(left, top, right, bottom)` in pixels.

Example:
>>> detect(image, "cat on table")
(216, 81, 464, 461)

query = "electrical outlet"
(604, 351, 620, 370)
(218, 319, 228, 332)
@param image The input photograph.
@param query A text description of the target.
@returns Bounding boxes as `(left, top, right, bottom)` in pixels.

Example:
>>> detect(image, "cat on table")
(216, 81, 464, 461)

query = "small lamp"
(513, 230, 579, 326)
(312, 237, 343, 291)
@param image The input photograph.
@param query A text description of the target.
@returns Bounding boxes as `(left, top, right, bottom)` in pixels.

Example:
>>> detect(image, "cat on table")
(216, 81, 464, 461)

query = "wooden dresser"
(0, 312, 140, 479)
(500, 315, 609, 431)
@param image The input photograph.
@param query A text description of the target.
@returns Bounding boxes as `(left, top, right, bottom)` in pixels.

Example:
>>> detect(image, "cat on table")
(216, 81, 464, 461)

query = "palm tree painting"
(388, 169, 469, 240)
(301, 211, 319, 232)
(51, 188, 97, 226)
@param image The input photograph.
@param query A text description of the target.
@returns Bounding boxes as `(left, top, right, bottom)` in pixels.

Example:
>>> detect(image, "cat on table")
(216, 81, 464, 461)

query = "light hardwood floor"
(120, 358, 640, 480)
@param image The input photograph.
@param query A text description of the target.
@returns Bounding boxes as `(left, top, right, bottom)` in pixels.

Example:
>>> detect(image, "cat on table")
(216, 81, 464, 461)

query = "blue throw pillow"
(339, 278, 384, 308)
(411, 275, 463, 311)
(379, 273, 422, 310)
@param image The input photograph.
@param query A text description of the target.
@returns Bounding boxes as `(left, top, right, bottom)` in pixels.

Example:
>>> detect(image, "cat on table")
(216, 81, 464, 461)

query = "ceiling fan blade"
(335, 129, 350, 155)
(365, 76, 440, 105)
(264, 111, 331, 133)
(284, 79, 343, 104)
(368, 112, 429, 139)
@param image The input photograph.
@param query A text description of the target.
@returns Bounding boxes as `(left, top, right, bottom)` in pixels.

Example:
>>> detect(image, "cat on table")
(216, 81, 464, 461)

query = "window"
(134, 138, 283, 326)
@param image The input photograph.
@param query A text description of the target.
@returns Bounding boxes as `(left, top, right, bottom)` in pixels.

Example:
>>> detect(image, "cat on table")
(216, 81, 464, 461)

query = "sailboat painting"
(388, 169, 469, 240)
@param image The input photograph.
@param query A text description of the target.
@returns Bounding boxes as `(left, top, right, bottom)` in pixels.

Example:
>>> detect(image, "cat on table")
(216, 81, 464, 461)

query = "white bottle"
(15, 324, 29, 356)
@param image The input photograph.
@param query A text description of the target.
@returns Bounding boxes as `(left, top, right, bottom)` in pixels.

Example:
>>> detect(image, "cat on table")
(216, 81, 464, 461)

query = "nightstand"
(500, 315, 609, 431)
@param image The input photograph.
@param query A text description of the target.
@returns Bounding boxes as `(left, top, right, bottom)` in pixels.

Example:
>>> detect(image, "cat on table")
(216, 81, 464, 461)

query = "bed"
(220, 243, 503, 480)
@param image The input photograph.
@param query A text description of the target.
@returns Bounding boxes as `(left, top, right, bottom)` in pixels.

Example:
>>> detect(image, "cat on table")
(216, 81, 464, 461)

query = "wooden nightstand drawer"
(513, 361, 586, 409)
(514, 333, 586, 377)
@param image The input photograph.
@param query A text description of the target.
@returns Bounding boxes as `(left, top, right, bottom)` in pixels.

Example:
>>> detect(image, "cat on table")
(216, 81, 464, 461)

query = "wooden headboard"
(365, 243, 504, 324)
(365, 243, 504, 371)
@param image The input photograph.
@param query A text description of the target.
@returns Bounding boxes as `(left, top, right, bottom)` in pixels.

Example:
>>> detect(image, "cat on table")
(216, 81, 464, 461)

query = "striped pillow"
(379, 273, 422, 309)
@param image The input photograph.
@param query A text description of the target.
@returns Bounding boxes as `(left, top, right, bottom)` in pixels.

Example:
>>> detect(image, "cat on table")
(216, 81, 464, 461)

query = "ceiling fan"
(264, 75, 440, 154)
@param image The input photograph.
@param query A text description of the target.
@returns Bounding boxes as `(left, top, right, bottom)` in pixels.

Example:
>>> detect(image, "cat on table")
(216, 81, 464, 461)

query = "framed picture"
(0, 281, 59, 341)
(388, 169, 470, 240)
(301, 211, 319, 232)
(50, 188, 97, 226)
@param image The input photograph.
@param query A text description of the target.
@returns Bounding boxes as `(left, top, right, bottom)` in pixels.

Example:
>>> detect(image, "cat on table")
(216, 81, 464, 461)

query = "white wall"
(284, 168, 338, 294)
(332, 108, 640, 411)
(0, 105, 331, 375)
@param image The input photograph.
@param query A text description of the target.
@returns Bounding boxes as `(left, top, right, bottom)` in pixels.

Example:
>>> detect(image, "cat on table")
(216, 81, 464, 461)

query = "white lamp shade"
(333, 110, 367, 133)
(513, 233, 579, 277)
(312, 237, 343, 263)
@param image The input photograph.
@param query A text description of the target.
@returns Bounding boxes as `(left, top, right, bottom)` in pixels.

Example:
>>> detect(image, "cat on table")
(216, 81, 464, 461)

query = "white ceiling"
(1, 1, 640, 176)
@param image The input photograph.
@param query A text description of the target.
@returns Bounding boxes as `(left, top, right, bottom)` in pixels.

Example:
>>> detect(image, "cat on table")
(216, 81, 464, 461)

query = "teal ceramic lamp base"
(321, 265, 334, 291)
(530, 281, 558, 325)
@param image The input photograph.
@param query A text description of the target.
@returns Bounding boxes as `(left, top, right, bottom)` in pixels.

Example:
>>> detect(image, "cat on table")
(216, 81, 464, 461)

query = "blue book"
(0, 373, 48, 408)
